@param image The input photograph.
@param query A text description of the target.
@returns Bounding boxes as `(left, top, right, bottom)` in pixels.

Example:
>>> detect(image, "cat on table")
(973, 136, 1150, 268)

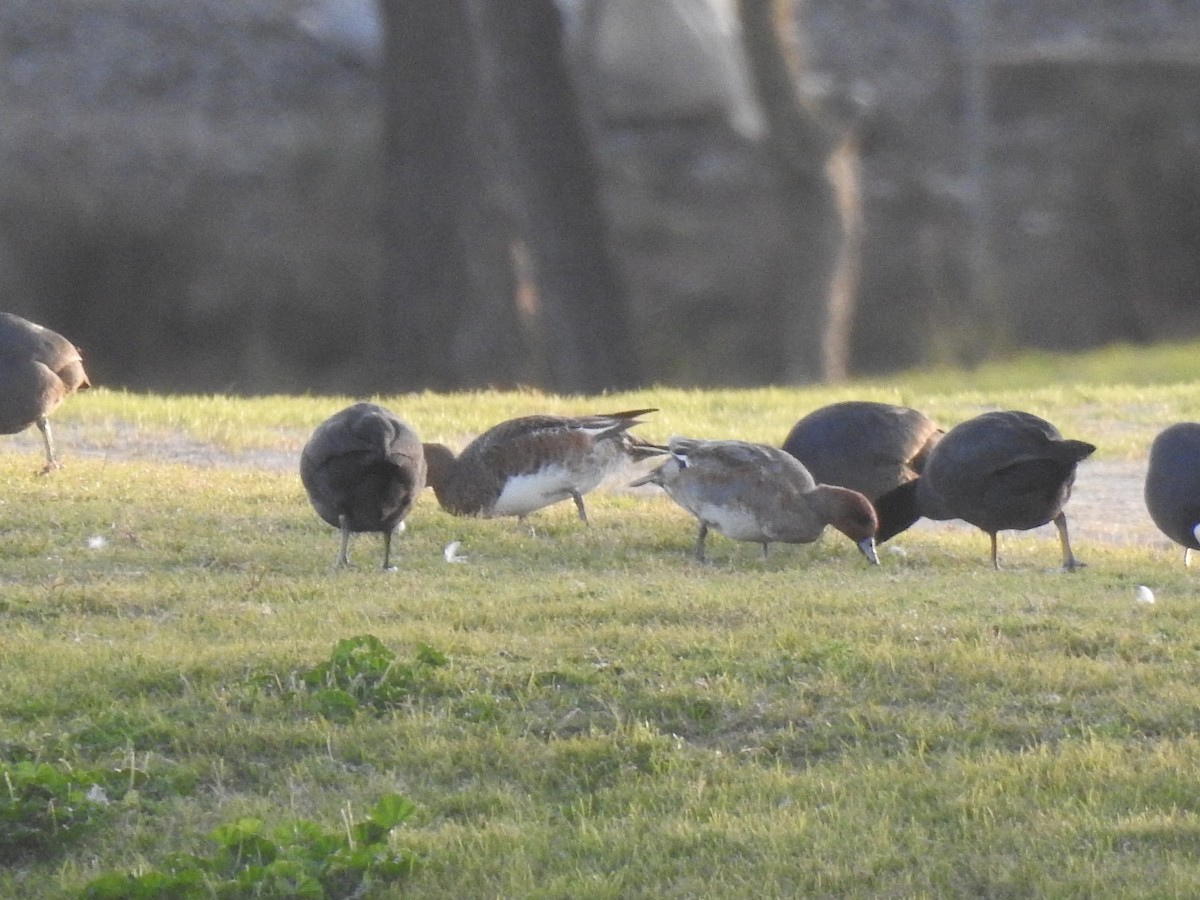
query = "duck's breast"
(693, 500, 770, 542)
(489, 465, 579, 516)
(0, 360, 72, 432)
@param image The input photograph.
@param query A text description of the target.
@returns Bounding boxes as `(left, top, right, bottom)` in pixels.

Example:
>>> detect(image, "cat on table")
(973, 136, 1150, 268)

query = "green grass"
(4, 340, 1200, 897)
(38, 336, 1200, 463)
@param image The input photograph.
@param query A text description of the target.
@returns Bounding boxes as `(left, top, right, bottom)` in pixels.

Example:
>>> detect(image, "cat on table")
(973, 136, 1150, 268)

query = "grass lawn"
(3, 341, 1200, 897)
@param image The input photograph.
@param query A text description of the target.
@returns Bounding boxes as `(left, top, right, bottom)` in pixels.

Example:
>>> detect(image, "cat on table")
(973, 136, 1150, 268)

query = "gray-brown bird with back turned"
(301, 403, 426, 570)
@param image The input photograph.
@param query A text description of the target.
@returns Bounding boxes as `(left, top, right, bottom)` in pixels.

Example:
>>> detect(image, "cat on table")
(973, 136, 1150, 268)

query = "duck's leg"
(36, 417, 61, 474)
(571, 490, 589, 524)
(1053, 511, 1085, 572)
(694, 523, 709, 562)
(335, 514, 352, 568)
(379, 528, 397, 572)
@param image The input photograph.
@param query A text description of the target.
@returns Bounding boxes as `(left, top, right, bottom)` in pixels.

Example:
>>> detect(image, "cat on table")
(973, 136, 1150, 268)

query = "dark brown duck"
(874, 410, 1095, 570)
(1144, 422, 1200, 565)
(782, 400, 943, 502)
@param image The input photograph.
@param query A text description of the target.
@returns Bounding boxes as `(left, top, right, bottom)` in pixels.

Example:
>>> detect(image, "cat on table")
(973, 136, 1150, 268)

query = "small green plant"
(1, 758, 115, 863)
(82, 793, 420, 899)
(297, 635, 449, 720)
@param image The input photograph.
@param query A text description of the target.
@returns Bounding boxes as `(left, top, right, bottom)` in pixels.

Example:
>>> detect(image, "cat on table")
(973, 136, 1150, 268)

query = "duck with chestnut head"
(632, 436, 879, 565)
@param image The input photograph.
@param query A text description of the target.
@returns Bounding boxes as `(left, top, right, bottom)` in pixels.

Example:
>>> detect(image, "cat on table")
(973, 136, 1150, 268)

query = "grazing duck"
(782, 400, 943, 502)
(422, 409, 664, 526)
(0, 312, 91, 473)
(630, 437, 879, 564)
(1144, 422, 1200, 566)
(874, 410, 1095, 570)
(300, 403, 426, 570)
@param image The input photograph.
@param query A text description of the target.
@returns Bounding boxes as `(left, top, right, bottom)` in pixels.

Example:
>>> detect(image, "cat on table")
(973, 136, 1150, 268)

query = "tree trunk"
(473, 0, 641, 392)
(376, 0, 477, 390)
(738, 0, 852, 383)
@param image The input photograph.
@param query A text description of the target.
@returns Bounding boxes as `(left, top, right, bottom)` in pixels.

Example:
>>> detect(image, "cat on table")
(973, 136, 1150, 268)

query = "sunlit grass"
(2, 340, 1200, 897)
(22, 337, 1200, 468)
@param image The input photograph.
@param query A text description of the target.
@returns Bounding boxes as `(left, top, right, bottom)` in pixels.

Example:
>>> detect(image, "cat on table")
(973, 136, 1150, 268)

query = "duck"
(781, 400, 943, 502)
(300, 403, 427, 570)
(1144, 422, 1200, 565)
(630, 436, 879, 564)
(0, 312, 91, 473)
(873, 410, 1095, 570)
(421, 408, 664, 526)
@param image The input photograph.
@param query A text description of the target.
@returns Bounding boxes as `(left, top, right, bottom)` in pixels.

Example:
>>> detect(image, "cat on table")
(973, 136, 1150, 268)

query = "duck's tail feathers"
(625, 436, 671, 462)
(603, 408, 659, 421)
(1061, 439, 1097, 463)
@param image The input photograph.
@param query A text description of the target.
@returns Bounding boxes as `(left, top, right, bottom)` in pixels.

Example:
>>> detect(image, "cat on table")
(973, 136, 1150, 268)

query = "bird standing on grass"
(300, 403, 426, 570)
(1144, 422, 1200, 566)
(421, 409, 664, 528)
(781, 400, 943, 502)
(0, 312, 91, 473)
(631, 437, 880, 564)
(873, 410, 1095, 570)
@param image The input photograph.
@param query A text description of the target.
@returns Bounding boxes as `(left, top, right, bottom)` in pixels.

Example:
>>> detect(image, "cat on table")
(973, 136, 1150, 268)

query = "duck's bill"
(859, 536, 880, 565)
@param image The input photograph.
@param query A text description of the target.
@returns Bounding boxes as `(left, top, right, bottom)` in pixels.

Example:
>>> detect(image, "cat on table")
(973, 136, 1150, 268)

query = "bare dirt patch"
(5, 423, 1167, 559)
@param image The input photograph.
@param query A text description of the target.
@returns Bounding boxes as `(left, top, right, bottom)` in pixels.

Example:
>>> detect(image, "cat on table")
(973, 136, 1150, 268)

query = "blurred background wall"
(1, 0, 1197, 394)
